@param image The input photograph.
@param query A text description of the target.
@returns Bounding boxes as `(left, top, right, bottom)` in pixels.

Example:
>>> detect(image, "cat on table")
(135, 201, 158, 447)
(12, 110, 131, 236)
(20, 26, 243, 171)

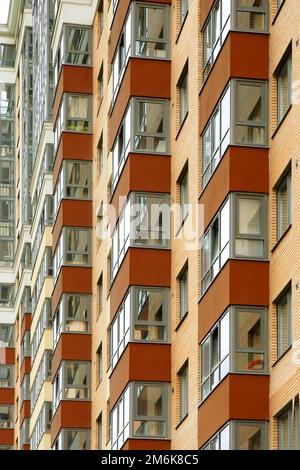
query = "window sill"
(271, 104, 292, 139)
(175, 112, 189, 141)
(175, 413, 188, 430)
(175, 311, 188, 332)
(175, 12, 189, 45)
(271, 224, 292, 253)
(272, 1, 286, 25)
(272, 344, 292, 368)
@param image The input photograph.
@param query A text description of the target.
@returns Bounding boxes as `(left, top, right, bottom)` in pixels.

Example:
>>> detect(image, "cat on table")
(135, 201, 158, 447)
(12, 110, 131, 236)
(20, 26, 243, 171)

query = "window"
(203, 1, 268, 80)
(178, 265, 188, 320)
(0, 365, 13, 388)
(179, 363, 188, 422)
(54, 93, 92, 149)
(0, 405, 13, 428)
(201, 311, 230, 400)
(202, 420, 268, 450)
(53, 361, 91, 413)
(202, 86, 230, 186)
(97, 273, 103, 315)
(233, 193, 268, 259)
(110, 287, 169, 369)
(234, 79, 267, 146)
(54, 160, 92, 215)
(53, 429, 90, 450)
(0, 284, 14, 307)
(179, 167, 188, 224)
(202, 423, 230, 450)
(112, 99, 169, 191)
(97, 64, 104, 109)
(277, 286, 292, 357)
(31, 402, 52, 450)
(111, 193, 169, 279)
(201, 199, 230, 293)
(97, 133, 103, 178)
(97, 413, 102, 450)
(97, 344, 103, 384)
(278, 401, 300, 450)
(53, 228, 91, 280)
(53, 295, 91, 348)
(277, 52, 292, 124)
(135, 99, 168, 153)
(54, 26, 92, 88)
(233, 0, 268, 31)
(178, 64, 188, 126)
(30, 351, 52, 412)
(110, 381, 169, 450)
(234, 307, 267, 373)
(97, 1, 104, 42)
(180, 0, 189, 25)
(0, 323, 14, 347)
(135, 3, 169, 59)
(276, 168, 291, 239)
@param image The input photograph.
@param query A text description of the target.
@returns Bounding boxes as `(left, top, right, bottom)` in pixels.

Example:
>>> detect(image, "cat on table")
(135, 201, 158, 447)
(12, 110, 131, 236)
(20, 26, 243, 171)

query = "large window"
(54, 94, 92, 150)
(201, 193, 268, 294)
(53, 361, 91, 413)
(53, 294, 91, 348)
(111, 192, 169, 279)
(54, 160, 92, 215)
(53, 227, 91, 280)
(203, 0, 268, 80)
(276, 167, 291, 240)
(277, 52, 292, 124)
(54, 25, 92, 88)
(111, 382, 169, 450)
(202, 420, 268, 450)
(201, 307, 267, 400)
(277, 286, 292, 358)
(202, 80, 268, 187)
(53, 429, 90, 450)
(112, 3, 169, 100)
(112, 98, 169, 191)
(110, 287, 169, 369)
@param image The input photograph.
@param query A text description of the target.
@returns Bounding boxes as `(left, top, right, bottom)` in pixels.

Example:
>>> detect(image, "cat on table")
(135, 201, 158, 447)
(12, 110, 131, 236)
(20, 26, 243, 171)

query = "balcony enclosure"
(53, 429, 90, 450)
(202, 79, 268, 187)
(54, 25, 92, 89)
(201, 193, 268, 294)
(112, 98, 169, 191)
(203, 0, 268, 80)
(111, 382, 169, 450)
(0, 44, 16, 68)
(111, 192, 170, 280)
(201, 306, 268, 400)
(110, 286, 169, 369)
(111, 2, 170, 101)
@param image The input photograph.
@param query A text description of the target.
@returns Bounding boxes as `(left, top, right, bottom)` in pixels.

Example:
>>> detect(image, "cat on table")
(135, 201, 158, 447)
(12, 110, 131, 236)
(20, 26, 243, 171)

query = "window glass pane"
(134, 288, 166, 341)
(236, 422, 263, 450)
(66, 161, 90, 199)
(136, 6, 167, 58)
(235, 197, 265, 258)
(179, 365, 188, 420)
(135, 100, 167, 153)
(236, 0, 267, 31)
(66, 229, 89, 265)
(66, 95, 90, 132)
(235, 82, 266, 145)
(278, 289, 291, 356)
(65, 430, 89, 450)
(220, 424, 230, 450)
(278, 55, 291, 122)
(138, 101, 163, 133)
(65, 28, 91, 65)
(66, 295, 90, 333)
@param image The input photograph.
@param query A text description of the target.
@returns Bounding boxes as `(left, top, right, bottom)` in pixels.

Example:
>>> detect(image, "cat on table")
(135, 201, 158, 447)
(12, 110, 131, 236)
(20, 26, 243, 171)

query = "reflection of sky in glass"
(0, 0, 10, 24)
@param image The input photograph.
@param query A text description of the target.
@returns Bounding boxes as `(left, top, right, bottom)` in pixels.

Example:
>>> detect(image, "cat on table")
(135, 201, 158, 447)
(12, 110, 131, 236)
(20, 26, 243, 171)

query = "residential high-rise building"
(0, 0, 299, 451)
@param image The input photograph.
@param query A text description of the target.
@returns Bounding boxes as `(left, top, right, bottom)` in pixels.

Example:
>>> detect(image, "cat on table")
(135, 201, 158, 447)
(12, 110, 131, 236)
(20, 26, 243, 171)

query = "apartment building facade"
(0, 0, 299, 451)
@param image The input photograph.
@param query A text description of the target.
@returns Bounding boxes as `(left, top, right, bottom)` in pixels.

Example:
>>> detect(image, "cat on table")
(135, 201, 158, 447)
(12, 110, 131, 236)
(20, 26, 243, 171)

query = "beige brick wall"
(269, 0, 300, 450)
